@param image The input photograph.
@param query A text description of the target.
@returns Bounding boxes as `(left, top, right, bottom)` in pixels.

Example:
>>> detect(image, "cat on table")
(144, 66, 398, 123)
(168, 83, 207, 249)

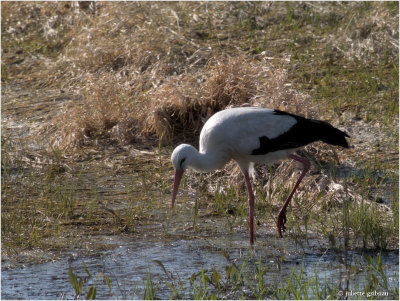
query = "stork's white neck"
(172, 144, 230, 173)
(189, 150, 230, 173)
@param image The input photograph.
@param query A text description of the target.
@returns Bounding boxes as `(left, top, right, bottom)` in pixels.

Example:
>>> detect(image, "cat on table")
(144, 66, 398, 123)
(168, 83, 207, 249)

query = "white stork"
(170, 107, 349, 244)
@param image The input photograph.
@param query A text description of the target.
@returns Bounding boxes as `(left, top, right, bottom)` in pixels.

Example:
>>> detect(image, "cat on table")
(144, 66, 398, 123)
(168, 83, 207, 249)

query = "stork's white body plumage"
(171, 107, 349, 244)
(199, 107, 298, 171)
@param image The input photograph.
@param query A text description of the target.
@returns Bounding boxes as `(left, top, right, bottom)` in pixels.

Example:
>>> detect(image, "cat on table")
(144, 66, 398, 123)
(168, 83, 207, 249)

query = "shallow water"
(2, 235, 398, 299)
(1, 239, 230, 300)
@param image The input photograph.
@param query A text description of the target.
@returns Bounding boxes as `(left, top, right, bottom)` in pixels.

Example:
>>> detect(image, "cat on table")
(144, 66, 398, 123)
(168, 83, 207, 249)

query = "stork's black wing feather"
(251, 111, 349, 155)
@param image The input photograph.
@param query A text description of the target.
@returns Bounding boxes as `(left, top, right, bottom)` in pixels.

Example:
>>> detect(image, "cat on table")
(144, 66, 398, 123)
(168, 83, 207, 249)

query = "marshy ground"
(1, 1, 399, 299)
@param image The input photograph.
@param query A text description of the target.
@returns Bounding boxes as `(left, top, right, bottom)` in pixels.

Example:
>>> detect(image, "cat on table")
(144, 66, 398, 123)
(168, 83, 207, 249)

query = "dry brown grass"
(141, 56, 259, 143)
(1, 2, 313, 149)
(4, 1, 396, 150)
(55, 75, 138, 149)
(57, 53, 312, 148)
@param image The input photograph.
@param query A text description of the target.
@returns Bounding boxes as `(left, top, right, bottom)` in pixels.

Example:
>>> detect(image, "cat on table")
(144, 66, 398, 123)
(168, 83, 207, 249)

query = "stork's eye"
(180, 158, 186, 168)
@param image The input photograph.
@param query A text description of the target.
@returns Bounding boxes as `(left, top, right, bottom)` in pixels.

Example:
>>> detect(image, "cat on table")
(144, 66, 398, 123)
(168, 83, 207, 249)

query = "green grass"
(350, 199, 397, 250)
(1, 139, 171, 262)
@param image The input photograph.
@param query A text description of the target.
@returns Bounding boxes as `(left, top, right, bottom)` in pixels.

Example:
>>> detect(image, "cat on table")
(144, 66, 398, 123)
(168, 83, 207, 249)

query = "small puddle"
(2, 235, 398, 299)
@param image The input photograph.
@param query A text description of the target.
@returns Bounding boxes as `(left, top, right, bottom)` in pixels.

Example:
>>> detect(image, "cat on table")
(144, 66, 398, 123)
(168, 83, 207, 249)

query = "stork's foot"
(276, 209, 287, 238)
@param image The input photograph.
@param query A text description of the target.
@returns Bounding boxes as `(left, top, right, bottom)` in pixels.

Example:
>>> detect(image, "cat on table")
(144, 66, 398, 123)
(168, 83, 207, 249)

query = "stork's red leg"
(243, 171, 255, 244)
(277, 154, 311, 237)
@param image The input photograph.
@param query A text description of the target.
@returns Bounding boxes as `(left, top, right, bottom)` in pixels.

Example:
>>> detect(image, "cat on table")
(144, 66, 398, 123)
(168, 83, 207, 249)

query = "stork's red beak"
(171, 169, 184, 208)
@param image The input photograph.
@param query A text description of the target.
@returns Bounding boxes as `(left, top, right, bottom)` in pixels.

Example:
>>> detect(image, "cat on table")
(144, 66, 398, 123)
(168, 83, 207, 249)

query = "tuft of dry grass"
(54, 53, 310, 147)
(141, 56, 259, 143)
(54, 76, 138, 150)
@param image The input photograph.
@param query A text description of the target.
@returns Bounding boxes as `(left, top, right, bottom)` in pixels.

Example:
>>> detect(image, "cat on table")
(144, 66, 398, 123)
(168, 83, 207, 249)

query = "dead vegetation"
(55, 75, 139, 148)
(2, 1, 398, 150)
(142, 57, 260, 142)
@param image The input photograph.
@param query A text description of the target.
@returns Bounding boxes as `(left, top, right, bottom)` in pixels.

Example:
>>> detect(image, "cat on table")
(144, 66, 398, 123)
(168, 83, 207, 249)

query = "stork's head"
(170, 144, 197, 208)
